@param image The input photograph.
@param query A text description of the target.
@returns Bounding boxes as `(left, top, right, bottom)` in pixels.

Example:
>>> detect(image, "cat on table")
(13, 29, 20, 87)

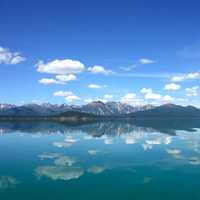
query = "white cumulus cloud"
(39, 74, 77, 85)
(144, 92, 161, 100)
(162, 95, 174, 102)
(140, 88, 152, 94)
(171, 72, 200, 82)
(141, 87, 173, 102)
(53, 91, 74, 97)
(171, 75, 185, 82)
(185, 86, 199, 96)
(88, 65, 112, 75)
(164, 83, 181, 91)
(0, 46, 25, 65)
(36, 59, 85, 75)
(56, 74, 77, 82)
(53, 90, 80, 102)
(65, 95, 80, 102)
(139, 58, 155, 65)
(88, 84, 107, 89)
(39, 78, 64, 85)
(187, 72, 200, 79)
(121, 93, 144, 106)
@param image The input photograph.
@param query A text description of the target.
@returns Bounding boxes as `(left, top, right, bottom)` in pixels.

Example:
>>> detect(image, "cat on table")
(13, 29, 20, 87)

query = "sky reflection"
(0, 120, 200, 200)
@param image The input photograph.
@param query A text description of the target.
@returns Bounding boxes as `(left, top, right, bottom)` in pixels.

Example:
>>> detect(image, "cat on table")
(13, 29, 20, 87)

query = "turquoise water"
(0, 120, 200, 199)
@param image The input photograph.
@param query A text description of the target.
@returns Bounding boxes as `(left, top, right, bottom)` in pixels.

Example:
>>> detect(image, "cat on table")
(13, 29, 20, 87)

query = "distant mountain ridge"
(0, 103, 79, 116)
(130, 103, 200, 118)
(80, 101, 154, 116)
(0, 101, 154, 117)
(0, 102, 200, 119)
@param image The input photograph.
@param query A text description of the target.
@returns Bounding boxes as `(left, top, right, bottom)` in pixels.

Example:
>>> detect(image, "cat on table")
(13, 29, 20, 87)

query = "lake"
(0, 119, 200, 200)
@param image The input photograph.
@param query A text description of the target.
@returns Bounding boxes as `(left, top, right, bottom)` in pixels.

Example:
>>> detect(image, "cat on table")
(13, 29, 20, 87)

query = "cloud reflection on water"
(1, 119, 200, 184)
(0, 176, 19, 190)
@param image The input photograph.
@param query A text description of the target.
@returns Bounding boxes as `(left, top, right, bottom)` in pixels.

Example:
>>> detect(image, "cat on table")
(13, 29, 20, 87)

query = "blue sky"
(0, 0, 200, 106)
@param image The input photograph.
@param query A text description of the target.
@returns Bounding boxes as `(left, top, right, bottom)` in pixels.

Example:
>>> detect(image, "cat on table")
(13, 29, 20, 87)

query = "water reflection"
(35, 165, 84, 181)
(0, 119, 200, 199)
(0, 119, 200, 136)
(0, 176, 19, 190)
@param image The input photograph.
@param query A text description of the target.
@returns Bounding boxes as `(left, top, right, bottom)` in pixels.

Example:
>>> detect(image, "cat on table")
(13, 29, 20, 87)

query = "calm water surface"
(0, 120, 200, 200)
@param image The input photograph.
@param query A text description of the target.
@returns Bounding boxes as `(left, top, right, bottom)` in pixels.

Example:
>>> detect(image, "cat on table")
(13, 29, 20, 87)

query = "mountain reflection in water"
(0, 119, 200, 200)
(0, 119, 200, 136)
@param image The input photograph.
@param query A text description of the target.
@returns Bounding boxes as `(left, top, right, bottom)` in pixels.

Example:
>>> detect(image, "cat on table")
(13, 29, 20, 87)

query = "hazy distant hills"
(0, 102, 200, 119)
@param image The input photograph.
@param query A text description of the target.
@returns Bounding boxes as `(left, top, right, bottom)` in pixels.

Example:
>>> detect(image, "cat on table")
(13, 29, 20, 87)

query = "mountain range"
(130, 103, 200, 118)
(0, 102, 200, 119)
(0, 101, 154, 117)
